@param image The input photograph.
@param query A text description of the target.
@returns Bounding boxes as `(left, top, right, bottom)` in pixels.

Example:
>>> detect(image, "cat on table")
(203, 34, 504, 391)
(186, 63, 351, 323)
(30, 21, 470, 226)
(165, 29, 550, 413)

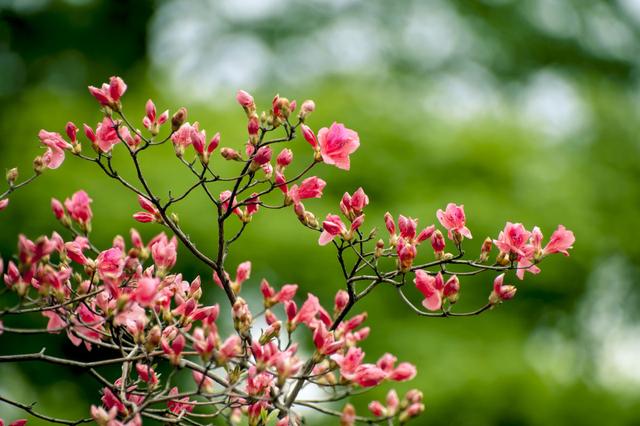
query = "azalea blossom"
(88, 76, 127, 109)
(288, 176, 326, 205)
(38, 130, 72, 169)
(317, 122, 360, 170)
(437, 203, 472, 241)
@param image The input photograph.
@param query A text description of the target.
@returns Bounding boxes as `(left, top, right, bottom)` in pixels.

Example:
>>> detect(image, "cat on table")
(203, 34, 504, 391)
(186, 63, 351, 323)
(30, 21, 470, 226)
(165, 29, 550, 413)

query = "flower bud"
(375, 239, 385, 257)
(171, 107, 188, 132)
(479, 237, 493, 263)
(51, 198, 65, 220)
(221, 147, 242, 161)
(368, 401, 387, 417)
(299, 99, 315, 121)
(33, 155, 46, 174)
(6, 167, 18, 185)
(431, 230, 446, 259)
(334, 289, 349, 315)
(259, 320, 281, 344)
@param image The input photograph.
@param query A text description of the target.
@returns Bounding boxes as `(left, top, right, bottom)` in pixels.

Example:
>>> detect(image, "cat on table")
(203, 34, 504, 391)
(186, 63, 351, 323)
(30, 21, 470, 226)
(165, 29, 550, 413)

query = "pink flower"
(218, 335, 242, 363)
(414, 270, 444, 311)
(88, 76, 127, 108)
(437, 203, 472, 241)
(0, 199, 8, 211)
(192, 370, 215, 393)
(251, 146, 272, 169)
(388, 362, 417, 381)
(494, 222, 531, 256)
(289, 176, 326, 205)
(353, 364, 386, 387)
(319, 214, 348, 246)
(543, 225, 575, 256)
(96, 247, 124, 282)
(95, 117, 123, 152)
(220, 190, 241, 218)
(142, 99, 168, 132)
(340, 187, 369, 220)
(135, 363, 159, 385)
(317, 122, 360, 170)
(167, 386, 195, 414)
(333, 347, 365, 379)
(260, 280, 298, 307)
(235, 261, 251, 285)
(312, 322, 344, 356)
(162, 335, 186, 365)
(489, 273, 517, 303)
(64, 241, 88, 265)
(171, 122, 195, 147)
(134, 277, 160, 307)
(38, 130, 72, 169)
(151, 233, 177, 272)
(64, 190, 93, 225)
(42, 310, 66, 332)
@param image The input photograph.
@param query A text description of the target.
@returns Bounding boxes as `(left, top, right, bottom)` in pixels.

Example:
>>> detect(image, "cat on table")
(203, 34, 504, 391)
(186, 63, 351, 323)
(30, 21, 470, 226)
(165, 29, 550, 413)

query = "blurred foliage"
(1, 0, 640, 425)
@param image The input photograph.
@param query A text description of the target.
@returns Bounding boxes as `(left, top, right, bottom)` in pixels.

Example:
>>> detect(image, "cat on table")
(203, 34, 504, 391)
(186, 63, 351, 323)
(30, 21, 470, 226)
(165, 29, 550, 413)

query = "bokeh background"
(1, 0, 640, 424)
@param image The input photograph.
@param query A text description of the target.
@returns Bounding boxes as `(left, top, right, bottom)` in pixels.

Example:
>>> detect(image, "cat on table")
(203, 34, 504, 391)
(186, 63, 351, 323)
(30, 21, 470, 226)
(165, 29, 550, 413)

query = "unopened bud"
(496, 251, 510, 266)
(33, 156, 46, 174)
(221, 147, 242, 161)
(171, 107, 188, 132)
(478, 237, 493, 263)
(259, 321, 281, 345)
(375, 239, 385, 257)
(6, 168, 18, 185)
(170, 212, 179, 225)
(303, 211, 318, 228)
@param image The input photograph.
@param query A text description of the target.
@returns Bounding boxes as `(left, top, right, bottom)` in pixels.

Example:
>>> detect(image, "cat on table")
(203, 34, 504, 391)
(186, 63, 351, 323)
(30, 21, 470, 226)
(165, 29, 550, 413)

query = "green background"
(1, 0, 639, 424)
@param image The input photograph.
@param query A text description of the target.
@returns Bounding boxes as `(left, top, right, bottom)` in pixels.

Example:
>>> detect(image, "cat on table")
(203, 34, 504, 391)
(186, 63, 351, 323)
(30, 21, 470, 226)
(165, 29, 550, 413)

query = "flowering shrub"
(0, 76, 575, 426)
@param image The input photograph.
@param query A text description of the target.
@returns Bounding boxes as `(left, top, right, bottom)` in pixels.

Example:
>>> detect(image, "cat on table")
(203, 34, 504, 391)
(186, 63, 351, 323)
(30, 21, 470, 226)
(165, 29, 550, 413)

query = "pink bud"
(65, 122, 78, 143)
(138, 195, 156, 213)
(334, 289, 349, 313)
(248, 115, 259, 136)
(301, 100, 315, 115)
(277, 148, 293, 168)
(431, 229, 446, 253)
(236, 90, 255, 108)
(416, 225, 435, 243)
(208, 132, 220, 154)
(0, 198, 9, 212)
(285, 301, 297, 322)
(384, 212, 396, 235)
(221, 147, 242, 161)
(301, 124, 318, 149)
(133, 212, 155, 223)
(130, 228, 143, 248)
(389, 362, 417, 381)
(368, 401, 386, 417)
(108, 76, 127, 102)
(145, 99, 156, 122)
(252, 146, 272, 166)
(83, 124, 96, 143)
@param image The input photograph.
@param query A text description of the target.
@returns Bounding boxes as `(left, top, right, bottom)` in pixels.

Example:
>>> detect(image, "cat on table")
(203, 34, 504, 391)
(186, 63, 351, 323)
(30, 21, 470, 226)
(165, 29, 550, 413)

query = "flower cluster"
(0, 76, 574, 426)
